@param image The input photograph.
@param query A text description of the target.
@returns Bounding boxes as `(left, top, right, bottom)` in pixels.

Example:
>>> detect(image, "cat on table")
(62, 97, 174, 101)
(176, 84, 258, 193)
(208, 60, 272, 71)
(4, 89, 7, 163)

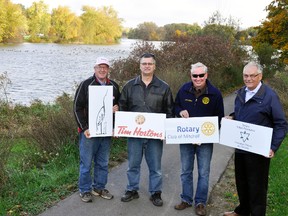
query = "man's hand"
(224, 116, 233, 120)
(113, 104, 119, 113)
(84, 129, 91, 138)
(180, 110, 189, 118)
(268, 149, 275, 158)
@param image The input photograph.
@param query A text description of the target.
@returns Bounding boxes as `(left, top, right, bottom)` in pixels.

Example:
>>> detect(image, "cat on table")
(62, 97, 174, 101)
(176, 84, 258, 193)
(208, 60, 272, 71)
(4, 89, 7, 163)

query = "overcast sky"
(11, 0, 272, 29)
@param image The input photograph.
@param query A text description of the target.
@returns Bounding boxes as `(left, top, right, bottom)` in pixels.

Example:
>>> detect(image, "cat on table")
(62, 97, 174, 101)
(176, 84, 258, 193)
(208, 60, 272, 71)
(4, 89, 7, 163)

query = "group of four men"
(73, 53, 287, 216)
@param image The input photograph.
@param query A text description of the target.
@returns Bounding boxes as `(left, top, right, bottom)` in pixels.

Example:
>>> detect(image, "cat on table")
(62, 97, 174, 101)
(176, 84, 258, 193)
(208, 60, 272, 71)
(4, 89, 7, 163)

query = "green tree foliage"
(204, 10, 240, 29)
(235, 30, 249, 44)
(100, 6, 123, 42)
(202, 11, 239, 43)
(126, 11, 242, 43)
(163, 23, 201, 41)
(1, 1, 123, 44)
(0, 0, 28, 43)
(80, 5, 122, 44)
(235, 27, 258, 45)
(246, 27, 258, 38)
(0, 0, 4, 42)
(50, 6, 81, 43)
(128, 22, 164, 41)
(26, 0, 51, 42)
(128, 22, 201, 41)
(202, 24, 237, 43)
(253, 42, 279, 78)
(252, 0, 288, 64)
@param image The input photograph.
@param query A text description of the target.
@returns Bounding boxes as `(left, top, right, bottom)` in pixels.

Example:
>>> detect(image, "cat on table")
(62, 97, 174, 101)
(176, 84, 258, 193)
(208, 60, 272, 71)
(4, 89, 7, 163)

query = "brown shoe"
(174, 201, 192, 210)
(223, 211, 240, 216)
(195, 203, 206, 216)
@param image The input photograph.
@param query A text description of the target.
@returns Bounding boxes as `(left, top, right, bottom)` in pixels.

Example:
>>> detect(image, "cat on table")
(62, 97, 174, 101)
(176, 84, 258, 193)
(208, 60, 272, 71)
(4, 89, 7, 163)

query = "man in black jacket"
(74, 57, 120, 203)
(119, 53, 174, 207)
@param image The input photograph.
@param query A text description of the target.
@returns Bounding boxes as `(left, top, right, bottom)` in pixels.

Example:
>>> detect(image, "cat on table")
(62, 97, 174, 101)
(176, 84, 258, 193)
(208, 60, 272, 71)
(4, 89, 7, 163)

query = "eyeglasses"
(141, 62, 155, 66)
(243, 73, 260, 79)
(192, 73, 206, 78)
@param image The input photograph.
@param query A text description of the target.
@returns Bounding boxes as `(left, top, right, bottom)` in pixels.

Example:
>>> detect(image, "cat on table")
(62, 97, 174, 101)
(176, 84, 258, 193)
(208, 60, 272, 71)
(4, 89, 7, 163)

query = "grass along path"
(207, 137, 288, 216)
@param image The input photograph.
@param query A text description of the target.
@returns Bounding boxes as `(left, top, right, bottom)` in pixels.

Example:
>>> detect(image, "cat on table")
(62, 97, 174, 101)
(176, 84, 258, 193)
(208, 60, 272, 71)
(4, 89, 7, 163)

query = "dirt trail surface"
(39, 94, 236, 216)
(207, 155, 237, 216)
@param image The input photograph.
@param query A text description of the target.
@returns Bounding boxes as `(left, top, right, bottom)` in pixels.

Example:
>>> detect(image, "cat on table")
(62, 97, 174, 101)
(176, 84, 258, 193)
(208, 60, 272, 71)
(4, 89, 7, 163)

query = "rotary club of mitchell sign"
(165, 116, 219, 144)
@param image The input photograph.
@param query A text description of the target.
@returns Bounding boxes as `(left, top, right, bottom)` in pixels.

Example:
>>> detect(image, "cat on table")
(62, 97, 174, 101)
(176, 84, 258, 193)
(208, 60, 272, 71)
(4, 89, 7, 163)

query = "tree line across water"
(0, 0, 122, 44)
(0, 0, 287, 64)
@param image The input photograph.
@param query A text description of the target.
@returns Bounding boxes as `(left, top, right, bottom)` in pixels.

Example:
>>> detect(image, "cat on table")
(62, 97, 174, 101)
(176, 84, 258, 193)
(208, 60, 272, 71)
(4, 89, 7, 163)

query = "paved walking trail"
(39, 94, 236, 216)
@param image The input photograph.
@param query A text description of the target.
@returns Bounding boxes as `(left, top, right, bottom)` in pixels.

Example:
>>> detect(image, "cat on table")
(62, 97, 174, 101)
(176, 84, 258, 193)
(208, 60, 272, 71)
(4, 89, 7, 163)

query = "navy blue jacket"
(233, 83, 287, 152)
(174, 80, 224, 128)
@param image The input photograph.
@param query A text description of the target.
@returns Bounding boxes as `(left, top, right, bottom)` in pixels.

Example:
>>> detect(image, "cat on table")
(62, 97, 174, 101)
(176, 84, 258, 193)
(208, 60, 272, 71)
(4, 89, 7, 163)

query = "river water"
(0, 39, 145, 105)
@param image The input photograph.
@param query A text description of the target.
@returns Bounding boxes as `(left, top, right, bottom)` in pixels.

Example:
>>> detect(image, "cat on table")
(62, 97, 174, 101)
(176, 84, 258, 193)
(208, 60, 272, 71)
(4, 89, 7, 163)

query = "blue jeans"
(78, 132, 112, 193)
(179, 143, 213, 205)
(126, 138, 163, 194)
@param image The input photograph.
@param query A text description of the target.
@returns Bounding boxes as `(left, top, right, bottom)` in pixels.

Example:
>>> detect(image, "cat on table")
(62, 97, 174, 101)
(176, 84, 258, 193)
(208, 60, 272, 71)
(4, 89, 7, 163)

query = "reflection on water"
(0, 39, 149, 105)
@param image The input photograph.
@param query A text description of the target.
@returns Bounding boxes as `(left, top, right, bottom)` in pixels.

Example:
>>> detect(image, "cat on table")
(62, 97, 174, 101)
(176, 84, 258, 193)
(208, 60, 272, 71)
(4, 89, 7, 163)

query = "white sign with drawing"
(219, 118, 273, 157)
(89, 86, 113, 137)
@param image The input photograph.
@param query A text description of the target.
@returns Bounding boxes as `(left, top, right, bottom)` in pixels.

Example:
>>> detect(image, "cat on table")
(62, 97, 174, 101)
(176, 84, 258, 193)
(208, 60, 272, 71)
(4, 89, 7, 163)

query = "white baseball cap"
(95, 57, 110, 67)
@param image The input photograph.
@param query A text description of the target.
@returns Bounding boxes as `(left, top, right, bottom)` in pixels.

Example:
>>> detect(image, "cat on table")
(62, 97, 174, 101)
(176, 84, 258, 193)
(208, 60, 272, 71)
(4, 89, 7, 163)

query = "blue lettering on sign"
(177, 126, 199, 133)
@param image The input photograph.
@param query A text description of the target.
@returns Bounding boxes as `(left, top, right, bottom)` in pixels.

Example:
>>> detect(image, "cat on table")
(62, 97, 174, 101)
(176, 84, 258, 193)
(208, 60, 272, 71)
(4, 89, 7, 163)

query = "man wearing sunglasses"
(119, 53, 174, 207)
(174, 62, 224, 216)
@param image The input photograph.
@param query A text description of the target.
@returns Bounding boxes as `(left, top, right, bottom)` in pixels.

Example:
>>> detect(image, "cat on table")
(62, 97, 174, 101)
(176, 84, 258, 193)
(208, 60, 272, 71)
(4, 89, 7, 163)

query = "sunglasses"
(192, 73, 206, 78)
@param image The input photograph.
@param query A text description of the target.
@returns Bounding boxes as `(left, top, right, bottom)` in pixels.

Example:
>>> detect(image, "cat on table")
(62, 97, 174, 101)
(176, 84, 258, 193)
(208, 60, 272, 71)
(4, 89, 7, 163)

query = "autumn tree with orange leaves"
(252, 0, 288, 65)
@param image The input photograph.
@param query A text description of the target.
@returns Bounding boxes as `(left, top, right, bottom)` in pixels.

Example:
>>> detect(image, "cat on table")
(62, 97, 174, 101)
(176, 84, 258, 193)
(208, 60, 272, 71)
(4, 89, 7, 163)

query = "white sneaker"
(92, 188, 114, 200)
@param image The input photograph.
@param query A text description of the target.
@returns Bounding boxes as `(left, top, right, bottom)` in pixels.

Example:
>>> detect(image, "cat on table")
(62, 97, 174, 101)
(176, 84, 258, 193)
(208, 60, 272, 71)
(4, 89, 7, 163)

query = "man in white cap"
(74, 57, 120, 203)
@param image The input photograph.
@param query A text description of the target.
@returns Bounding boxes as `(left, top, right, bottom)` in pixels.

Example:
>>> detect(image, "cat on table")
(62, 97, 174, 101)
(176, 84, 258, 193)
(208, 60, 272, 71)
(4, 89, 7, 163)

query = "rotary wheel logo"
(135, 114, 145, 125)
(201, 122, 215, 136)
(202, 97, 210, 104)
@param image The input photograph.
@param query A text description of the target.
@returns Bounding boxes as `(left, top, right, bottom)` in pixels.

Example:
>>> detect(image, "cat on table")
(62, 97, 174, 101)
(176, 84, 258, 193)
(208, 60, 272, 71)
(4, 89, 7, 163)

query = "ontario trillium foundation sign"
(165, 116, 219, 144)
(219, 118, 272, 157)
(114, 111, 166, 139)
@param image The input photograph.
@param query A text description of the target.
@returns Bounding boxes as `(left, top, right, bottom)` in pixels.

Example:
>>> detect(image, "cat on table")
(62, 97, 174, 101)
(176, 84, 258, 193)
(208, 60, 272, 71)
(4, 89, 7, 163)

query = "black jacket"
(119, 75, 174, 118)
(73, 75, 120, 132)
